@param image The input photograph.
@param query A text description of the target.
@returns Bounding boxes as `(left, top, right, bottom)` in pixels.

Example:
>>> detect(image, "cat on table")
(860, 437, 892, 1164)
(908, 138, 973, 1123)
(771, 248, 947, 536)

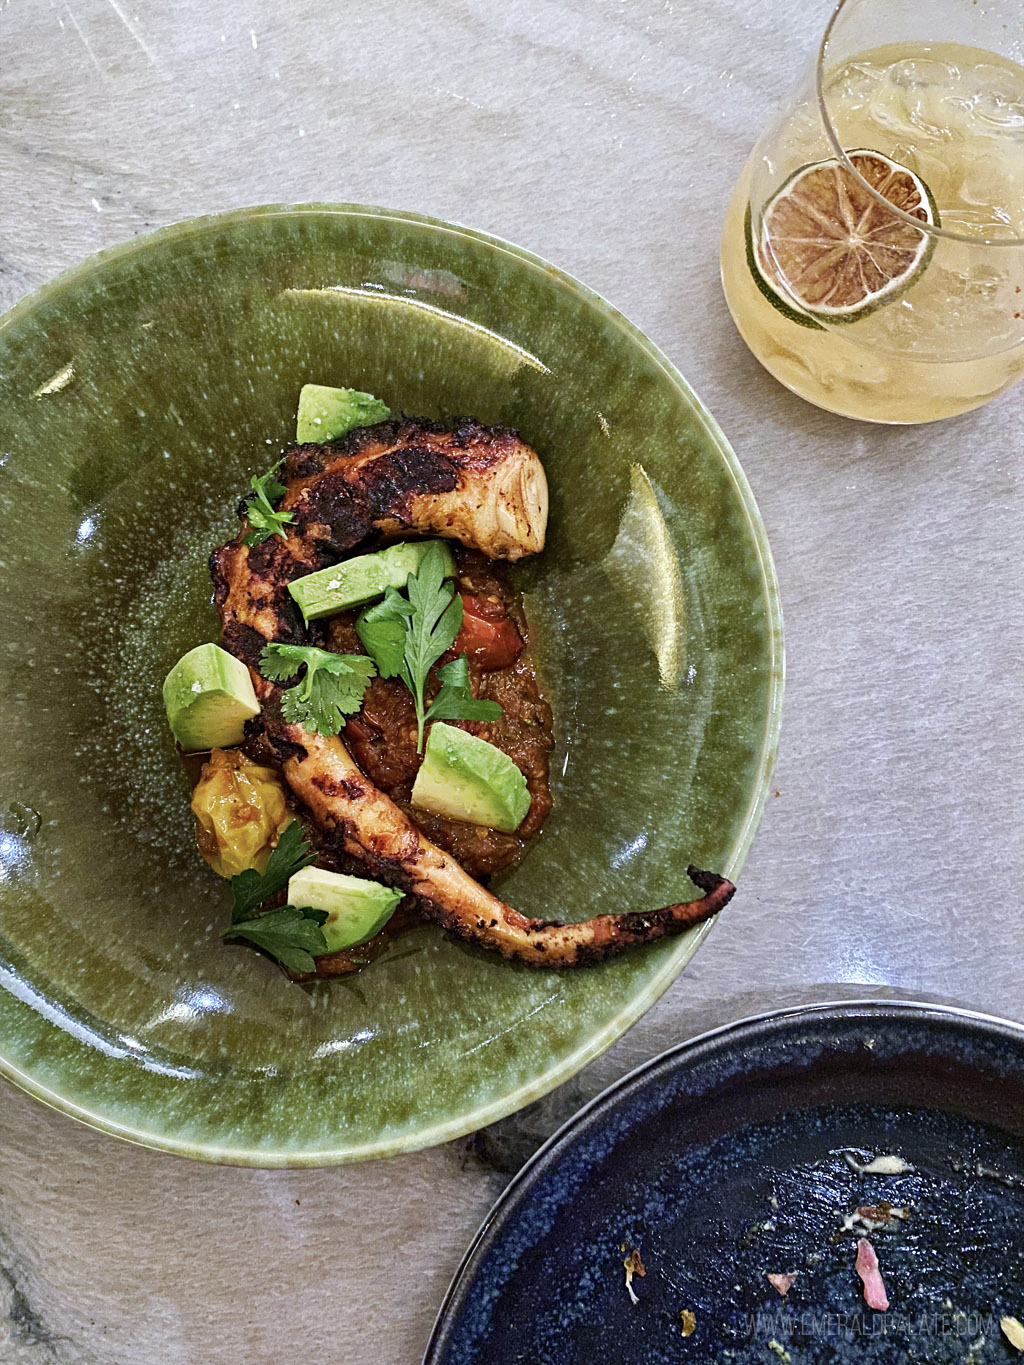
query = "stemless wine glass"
(721, 0, 1024, 423)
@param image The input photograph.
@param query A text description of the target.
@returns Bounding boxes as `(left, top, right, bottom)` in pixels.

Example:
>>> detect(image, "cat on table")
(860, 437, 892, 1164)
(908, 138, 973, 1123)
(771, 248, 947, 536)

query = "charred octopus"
(203, 415, 734, 973)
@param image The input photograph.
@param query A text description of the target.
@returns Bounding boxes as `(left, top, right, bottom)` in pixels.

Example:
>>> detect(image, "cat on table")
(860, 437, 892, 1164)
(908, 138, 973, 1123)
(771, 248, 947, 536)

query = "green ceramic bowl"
(0, 205, 782, 1165)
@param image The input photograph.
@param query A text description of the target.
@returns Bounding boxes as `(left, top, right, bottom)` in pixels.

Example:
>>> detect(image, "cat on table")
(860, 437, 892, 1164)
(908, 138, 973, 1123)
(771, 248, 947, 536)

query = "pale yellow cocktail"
(722, 32, 1024, 423)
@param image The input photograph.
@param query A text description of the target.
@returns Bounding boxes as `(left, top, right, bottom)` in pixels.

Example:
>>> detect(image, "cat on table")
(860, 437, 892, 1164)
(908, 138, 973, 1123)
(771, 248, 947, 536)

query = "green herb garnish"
(223, 905, 330, 973)
(356, 541, 503, 753)
(401, 542, 465, 750)
(424, 654, 502, 728)
(355, 586, 413, 679)
(224, 821, 329, 972)
(260, 643, 376, 737)
(243, 459, 296, 547)
(228, 819, 316, 923)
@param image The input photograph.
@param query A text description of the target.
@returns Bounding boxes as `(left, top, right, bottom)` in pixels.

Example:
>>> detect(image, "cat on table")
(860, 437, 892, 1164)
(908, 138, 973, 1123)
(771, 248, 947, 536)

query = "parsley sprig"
(228, 820, 316, 922)
(426, 654, 503, 728)
(355, 586, 413, 680)
(243, 459, 296, 547)
(223, 821, 329, 973)
(260, 643, 376, 737)
(224, 906, 329, 974)
(356, 541, 502, 752)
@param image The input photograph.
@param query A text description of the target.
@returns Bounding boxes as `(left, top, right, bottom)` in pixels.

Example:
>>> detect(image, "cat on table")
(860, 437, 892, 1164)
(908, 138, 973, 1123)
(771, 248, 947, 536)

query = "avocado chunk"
(163, 643, 260, 751)
(296, 384, 390, 444)
(287, 866, 403, 952)
(288, 540, 456, 620)
(411, 721, 530, 834)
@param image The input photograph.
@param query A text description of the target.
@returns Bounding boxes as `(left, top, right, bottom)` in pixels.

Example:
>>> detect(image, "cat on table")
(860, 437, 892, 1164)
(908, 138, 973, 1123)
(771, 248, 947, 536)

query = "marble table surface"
(1, 0, 1022, 1360)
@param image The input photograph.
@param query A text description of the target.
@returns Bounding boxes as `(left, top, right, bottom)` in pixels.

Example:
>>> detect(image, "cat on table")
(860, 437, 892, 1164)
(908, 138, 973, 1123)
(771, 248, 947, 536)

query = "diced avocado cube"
(296, 384, 391, 444)
(411, 721, 530, 834)
(288, 540, 456, 620)
(163, 643, 260, 752)
(287, 867, 403, 952)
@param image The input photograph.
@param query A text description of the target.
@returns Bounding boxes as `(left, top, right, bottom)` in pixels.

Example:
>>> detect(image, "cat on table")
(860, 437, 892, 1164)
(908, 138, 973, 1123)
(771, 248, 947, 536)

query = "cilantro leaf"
(259, 643, 376, 737)
(400, 541, 465, 752)
(258, 642, 318, 683)
(229, 819, 317, 924)
(243, 459, 296, 547)
(223, 905, 330, 973)
(356, 586, 413, 679)
(424, 653, 503, 727)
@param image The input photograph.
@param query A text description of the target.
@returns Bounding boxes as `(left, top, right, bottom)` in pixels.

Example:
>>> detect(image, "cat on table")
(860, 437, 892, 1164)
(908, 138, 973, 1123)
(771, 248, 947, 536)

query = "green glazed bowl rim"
(0, 203, 784, 1164)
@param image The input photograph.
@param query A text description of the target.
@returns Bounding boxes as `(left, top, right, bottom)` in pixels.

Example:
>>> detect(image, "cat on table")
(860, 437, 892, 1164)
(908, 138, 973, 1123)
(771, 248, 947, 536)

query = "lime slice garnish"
(745, 203, 823, 330)
(747, 149, 940, 327)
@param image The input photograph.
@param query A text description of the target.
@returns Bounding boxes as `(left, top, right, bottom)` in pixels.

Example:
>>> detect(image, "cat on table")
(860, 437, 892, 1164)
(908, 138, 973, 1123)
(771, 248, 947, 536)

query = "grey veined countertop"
(1, 1, 1022, 1361)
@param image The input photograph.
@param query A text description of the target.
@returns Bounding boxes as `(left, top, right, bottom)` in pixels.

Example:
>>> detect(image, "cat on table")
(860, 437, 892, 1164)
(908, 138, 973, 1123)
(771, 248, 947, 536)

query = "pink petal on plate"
(855, 1238, 889, 1311)
(767, 1273, 797, 1296)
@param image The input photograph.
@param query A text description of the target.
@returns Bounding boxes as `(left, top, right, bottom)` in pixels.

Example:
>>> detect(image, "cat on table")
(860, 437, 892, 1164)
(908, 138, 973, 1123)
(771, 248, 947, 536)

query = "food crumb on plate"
(843, 1151, 914, 1175)
(31, 362, 75, 398)
(621, 1245, 646, 1305)
(837, 1201, 912, 1236)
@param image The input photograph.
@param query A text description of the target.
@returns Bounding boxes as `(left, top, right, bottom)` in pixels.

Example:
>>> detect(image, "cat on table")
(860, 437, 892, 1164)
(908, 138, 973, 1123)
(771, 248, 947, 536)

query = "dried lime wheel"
(746, 148, 939, 328)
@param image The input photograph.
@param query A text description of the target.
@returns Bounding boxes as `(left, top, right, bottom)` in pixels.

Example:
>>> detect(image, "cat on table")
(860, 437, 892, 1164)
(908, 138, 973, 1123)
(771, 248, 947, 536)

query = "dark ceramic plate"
(0, 204, 782, 1163)
(425, 1001, 1024, 1364)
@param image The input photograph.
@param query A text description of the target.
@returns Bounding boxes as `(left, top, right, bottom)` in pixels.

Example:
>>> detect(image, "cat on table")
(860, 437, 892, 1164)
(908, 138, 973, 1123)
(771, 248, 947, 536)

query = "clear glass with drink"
(721, 0, 1024, 422)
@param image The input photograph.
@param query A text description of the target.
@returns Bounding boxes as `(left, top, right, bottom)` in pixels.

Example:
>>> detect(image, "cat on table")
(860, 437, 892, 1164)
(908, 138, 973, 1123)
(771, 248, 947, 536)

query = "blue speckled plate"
(425, 1001, 1024, 1364)
(0, 204, 782, 1164)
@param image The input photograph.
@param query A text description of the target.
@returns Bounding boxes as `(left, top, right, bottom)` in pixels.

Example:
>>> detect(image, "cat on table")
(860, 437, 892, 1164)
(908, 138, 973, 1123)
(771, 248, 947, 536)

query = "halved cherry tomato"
(452, 593, 524, 670)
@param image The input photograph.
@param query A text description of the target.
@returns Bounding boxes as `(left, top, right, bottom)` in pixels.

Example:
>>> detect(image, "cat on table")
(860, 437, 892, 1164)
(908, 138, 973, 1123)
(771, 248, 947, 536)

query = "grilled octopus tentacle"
(212, 417, 735, 969)
(283, 725, 734, 968)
